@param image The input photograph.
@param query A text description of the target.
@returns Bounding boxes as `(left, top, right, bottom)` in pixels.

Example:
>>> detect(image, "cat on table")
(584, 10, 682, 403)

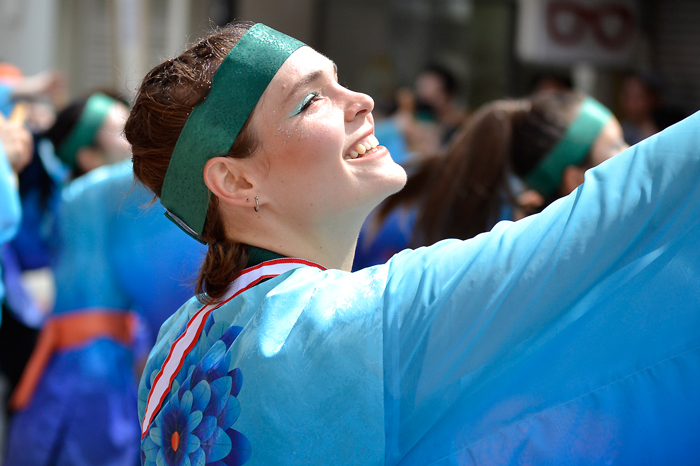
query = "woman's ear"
(561, 165, 586, 196)
(203, 157, 255, 207)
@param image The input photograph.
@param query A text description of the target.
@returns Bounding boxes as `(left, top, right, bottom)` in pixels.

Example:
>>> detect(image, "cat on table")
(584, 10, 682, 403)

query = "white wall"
(238, 0, 316, 44)
(0, 0, 59, 74)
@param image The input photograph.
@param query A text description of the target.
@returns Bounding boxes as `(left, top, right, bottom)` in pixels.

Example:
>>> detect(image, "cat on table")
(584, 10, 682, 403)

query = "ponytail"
(412, 100, 530, 246)
(194, 197, 249, 301)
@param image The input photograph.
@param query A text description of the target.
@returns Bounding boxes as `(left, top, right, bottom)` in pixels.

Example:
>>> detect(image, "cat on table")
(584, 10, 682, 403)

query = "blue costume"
(139, 113, 700, 464)
(0, 140, 22, 309)
(6, 161, 203, 466)
(353, 206, 416, 271)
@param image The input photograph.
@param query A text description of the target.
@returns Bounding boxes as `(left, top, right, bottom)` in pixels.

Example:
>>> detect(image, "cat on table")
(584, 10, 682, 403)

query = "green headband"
(525, 96, 612, 197)
(57, 93, 117, 168)
(160, 23, 305, 243)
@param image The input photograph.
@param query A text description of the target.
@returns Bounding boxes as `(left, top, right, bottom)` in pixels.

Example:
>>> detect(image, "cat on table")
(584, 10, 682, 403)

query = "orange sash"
(10, 310, 136, 410)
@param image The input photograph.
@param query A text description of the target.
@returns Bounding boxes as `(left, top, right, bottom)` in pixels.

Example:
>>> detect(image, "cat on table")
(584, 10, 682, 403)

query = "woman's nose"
(344, 89, 374, 122)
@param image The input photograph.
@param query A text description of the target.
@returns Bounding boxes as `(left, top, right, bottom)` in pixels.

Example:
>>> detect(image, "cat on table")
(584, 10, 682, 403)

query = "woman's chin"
(373, 162, 408, 202)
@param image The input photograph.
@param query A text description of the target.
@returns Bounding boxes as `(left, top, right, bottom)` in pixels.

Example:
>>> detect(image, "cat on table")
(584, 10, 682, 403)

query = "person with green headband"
(45, 92, 131, 177)
(3, 91, 198, 466)
(355, 90, 629, 269)
(523, 92, 628, 201)
(127, 21, 700, 465)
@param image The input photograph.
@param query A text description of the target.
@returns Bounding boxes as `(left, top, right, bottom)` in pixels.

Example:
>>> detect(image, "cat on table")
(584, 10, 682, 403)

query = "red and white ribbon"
(141, 258, 325, 437)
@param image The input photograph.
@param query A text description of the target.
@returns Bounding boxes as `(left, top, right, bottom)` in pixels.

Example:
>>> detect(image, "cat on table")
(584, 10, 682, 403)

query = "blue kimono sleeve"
(0, 141, 21, 307)
(383, 112, 700, 464)
(0, 142, 21, 245)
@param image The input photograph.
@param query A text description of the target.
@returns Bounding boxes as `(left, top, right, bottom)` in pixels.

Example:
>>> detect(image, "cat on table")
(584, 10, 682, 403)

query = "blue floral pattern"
(142, 320, 251, 466)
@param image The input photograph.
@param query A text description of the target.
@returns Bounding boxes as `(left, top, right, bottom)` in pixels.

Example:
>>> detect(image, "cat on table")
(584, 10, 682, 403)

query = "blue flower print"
(143, 324, 251, 466)
(145, 388, 206, 466)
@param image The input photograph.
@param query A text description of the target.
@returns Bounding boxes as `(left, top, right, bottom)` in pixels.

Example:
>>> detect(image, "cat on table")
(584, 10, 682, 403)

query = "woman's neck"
(227, 209, 363, 272)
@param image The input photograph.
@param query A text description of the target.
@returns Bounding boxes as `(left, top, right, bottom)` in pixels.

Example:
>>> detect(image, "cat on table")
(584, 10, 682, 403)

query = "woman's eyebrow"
(284, 70, 323, 106)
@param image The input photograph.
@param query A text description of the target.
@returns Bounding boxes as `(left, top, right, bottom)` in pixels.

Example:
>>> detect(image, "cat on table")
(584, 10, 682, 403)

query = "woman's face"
(589, 116, 628, 167)
(247, 46, 407, 228)
(96, 102, 132, 164)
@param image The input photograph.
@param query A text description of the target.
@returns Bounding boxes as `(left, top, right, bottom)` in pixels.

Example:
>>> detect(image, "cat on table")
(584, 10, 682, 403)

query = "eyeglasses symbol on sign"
(546, 1, 635, 50)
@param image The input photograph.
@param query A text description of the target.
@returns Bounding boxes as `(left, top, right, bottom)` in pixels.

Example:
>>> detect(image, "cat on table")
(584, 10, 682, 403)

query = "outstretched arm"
(383, 112, 700, 462)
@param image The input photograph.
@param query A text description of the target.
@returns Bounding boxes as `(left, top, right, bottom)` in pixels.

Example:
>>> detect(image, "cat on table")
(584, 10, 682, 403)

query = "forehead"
(253, 46, 333, 122)
(267, 47, 332, 92)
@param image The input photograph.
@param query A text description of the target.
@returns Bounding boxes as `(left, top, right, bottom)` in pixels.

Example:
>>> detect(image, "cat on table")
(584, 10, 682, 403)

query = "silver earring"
(246, 198, 249, 202)
(254, 196, 260, 212)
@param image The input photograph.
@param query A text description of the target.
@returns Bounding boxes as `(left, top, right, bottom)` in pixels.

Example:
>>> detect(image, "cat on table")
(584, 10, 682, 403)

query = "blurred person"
(0, 93, 130, 406)
(0, 107, 43, 415)
(0, 111, 34, 460)
(3, 87, 203, 466)
(45, 92, 131, 178)
(414, 64, 465, 146)
(5, 159, 203, 466)
(127, 22, 700, 465)
(0, 63, 68, 132)
(8, 92, 131, 285)
(0, 110, 32, 312)
(374, 65, 466, 167)
(530, 72, 572, 95)
(354, 90, 628, 269)
(619, 72, 686, 146)
(619, 73, 660, 145)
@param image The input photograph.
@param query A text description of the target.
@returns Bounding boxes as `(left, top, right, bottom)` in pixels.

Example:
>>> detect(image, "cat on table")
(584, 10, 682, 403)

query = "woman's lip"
(344, 145, 389, 162)
(345, 130, 377, 158)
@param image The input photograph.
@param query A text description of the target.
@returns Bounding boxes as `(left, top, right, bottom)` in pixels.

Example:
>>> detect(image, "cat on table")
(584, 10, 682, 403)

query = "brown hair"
(382, 90, 585, 247)
(124, 21, 259, 303)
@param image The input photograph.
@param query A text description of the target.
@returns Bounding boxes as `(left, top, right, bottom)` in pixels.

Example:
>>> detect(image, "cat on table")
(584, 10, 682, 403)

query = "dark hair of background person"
(124, 20, 259, 303)
(379, 91, 586, 247)
(623, 71, 686, 131)
(422, 63, 458, 97)
(42, 96, 89, 177)
(530, 72, 573, 94)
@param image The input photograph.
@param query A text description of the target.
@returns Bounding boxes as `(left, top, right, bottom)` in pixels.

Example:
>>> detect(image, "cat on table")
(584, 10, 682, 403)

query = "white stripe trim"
(218, 260, 315, 302)
(141, 258, 324, 435)
(141, 307, 210, 434)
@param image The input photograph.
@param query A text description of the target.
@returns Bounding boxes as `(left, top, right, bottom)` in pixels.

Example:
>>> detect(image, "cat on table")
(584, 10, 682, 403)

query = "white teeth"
(346, 134, 380, 160)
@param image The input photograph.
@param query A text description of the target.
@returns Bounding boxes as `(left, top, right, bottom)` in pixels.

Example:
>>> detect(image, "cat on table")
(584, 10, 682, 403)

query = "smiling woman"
(126, 21, 700, 466)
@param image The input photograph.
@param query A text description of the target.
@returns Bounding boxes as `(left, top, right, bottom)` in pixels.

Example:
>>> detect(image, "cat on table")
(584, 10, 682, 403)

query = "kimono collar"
(245, 245, 286, 268)
(141, 246, 325, 436)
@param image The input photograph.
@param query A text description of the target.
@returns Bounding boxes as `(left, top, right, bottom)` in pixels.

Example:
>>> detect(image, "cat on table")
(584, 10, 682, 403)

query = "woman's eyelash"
(296, 92, 320, 114)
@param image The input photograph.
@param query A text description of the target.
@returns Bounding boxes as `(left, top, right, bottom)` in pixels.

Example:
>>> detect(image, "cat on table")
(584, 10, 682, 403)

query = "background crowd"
(0, 0, 698, 465)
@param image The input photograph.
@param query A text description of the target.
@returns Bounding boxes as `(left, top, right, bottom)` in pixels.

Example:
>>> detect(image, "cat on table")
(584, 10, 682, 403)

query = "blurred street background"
(1, 0, 699, 463)
(0, 0, 698, 119)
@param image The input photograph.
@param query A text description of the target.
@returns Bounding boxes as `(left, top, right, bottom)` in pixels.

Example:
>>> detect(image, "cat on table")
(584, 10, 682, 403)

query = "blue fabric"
(139, 112, 700, 465)
(353, 206, 416, 271)
(374, 119, 412, 166)
(353, 190, 515, 271)
(10, 138, 67, 271)
(0, 83, 13, 118)
(4, 137, 65, 328)
(1, 244, 44, 328)
(6, 161, 204, 466)
(0, 141, 22, 308)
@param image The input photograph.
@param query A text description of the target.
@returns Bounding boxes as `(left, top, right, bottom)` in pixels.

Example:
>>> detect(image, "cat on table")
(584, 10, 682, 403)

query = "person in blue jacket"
(4, 160, 204, 466)
(126, 21, 700, 465)
(0, 111, 32, 318)
(0, 140, 22, 311)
